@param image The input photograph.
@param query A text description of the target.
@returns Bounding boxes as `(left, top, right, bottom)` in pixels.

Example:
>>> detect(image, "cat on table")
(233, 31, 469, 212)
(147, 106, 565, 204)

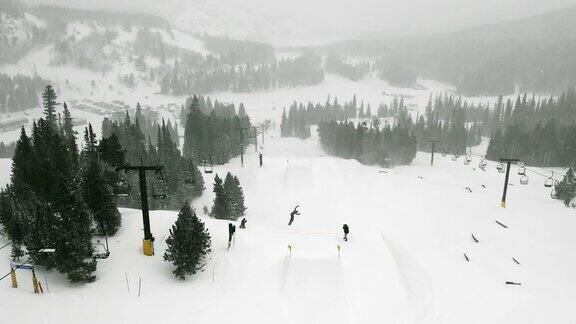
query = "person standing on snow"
(343, 224, 349, 241)
(228, 223, 234, 246)
(288, 206, 300, 226)
(240, 218, 247, 229)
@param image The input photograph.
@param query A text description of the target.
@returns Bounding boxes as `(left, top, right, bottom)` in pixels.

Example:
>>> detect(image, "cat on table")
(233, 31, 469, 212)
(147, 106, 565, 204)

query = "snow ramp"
(282, 256, 349, 324)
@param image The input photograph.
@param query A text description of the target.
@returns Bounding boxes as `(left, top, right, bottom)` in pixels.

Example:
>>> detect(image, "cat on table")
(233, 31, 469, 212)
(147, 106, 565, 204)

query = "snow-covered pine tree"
(223, 173, 246, 220)
(232, 175, 247, 218)
(555, 167, 576, 207)
(11, 127, 34, 197)
(280, 108, 290, 137)
(211, 174, 231, 219)
(164, 203, 211, 279)
(62, 102, 78, 162)
(42, 85, 58, 127)
(0, 188, 26, 261)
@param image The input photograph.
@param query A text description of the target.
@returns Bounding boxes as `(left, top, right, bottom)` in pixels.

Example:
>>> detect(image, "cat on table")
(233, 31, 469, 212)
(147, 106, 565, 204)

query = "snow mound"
(283, 256, 349, 324)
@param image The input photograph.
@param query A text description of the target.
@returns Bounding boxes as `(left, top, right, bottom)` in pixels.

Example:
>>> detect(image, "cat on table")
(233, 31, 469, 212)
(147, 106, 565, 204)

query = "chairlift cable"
(0, 241, 12, 250)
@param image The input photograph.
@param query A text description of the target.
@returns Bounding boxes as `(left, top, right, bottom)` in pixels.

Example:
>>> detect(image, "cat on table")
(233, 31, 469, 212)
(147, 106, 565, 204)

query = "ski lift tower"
(116, 163, 163, 256)
(428, 139, 439, 166)
(499, 158, 520, 208)
(238, 127, 247, 167)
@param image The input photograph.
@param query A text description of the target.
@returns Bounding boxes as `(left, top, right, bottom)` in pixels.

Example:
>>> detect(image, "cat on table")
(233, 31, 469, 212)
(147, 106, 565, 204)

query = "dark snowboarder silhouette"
(288, 206, 300, 226)
(228, 223, 235, 250)
(240, 218, 247, 229)
(228, 223, 234, 243)
(343, 224, 349, 241)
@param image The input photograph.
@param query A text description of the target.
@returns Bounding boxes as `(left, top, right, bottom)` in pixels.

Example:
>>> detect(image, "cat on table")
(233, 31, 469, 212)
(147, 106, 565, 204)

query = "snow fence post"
(125, 272, 130, 292)
(288, 245, 292, 259)
(44, 273, 49, 293)
(32, 268, 40, 294)
(337, 245, 341, 259)
(138, 278, 142, 298)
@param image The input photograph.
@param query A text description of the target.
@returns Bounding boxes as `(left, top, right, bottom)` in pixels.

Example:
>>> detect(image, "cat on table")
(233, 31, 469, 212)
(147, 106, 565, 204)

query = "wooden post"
(10, 267, 17, 288)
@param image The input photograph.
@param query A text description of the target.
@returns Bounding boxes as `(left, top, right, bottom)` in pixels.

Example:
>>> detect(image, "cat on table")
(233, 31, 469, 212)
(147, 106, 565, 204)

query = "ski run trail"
(1, 129, 576, 324)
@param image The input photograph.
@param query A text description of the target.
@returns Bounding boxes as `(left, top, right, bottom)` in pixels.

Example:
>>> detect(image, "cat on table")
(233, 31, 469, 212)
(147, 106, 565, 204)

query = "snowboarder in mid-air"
(288, 206, 300, 226)
(240, 218, 247, 229)
(343, 224, 349, 241)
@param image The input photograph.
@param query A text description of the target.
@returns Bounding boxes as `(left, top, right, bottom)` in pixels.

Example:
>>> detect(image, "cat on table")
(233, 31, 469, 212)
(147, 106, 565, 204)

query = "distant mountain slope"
(323, 6, 576, 96)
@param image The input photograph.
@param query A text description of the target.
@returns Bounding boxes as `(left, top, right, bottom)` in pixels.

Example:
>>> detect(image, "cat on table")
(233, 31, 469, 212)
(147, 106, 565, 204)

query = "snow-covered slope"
(1, 129, 574, 323)
(0, 11, 44, 42)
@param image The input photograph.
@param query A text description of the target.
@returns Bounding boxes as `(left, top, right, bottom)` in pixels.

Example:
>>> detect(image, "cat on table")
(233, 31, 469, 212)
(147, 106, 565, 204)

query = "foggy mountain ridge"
(319, 5, 576, 96)
(20, 0, 576, 46)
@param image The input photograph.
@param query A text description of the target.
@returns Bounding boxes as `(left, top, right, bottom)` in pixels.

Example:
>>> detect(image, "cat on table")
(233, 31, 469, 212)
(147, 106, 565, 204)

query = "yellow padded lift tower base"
(501, 201, 507, 208)
(143, 239, 154, 256)
(11, 269, 17, 288)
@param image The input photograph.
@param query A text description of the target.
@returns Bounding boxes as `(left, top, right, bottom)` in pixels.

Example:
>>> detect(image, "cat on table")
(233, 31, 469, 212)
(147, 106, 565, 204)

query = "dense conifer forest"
(0, 73, 46, 113)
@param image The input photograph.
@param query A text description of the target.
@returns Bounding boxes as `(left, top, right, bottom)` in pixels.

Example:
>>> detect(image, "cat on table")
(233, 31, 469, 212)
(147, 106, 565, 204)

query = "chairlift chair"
(92, 238, 110, 259)
(520, 175, 529, 185)
(183, 161, 196, 184)
(183, 170, 195, 184)
(115, 170, 131, 197)
(479, 158, 487, 171)
(203, 156, 214, 174)
(152, 170, 168, 199)
(550, 187, 559, 199)
(518, 166, 526, 176)
(544, 172, 555, 188)
(496, 162, 505, 173)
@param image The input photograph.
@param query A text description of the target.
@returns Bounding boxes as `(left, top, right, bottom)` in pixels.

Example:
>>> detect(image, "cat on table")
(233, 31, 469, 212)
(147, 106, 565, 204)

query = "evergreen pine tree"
(11, 127, 34, 196)
(280, 108, 290, 137)
(210, 174, 231, 219)
(42, 85, 58, 127)
(164, 203, 211, 279)
(231, 175, 246, 218)
(555, 167, 576, 207)
(223, 172, 246, 220)
(82, 124, 122, 235)
(183, 95, 204, 160)
(62, 102, 78, 161)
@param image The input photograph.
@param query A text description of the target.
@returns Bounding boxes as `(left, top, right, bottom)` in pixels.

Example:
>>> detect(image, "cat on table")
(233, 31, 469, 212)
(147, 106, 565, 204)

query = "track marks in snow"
(381, 233, 435, 323)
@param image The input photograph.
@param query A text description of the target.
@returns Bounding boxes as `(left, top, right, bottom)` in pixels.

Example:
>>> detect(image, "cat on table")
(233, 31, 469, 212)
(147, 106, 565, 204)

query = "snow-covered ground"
(1, 129, 574, 323)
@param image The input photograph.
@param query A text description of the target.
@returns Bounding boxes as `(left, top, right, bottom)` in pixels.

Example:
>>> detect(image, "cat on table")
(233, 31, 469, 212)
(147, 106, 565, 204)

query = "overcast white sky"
(27, 0, 576, 45)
